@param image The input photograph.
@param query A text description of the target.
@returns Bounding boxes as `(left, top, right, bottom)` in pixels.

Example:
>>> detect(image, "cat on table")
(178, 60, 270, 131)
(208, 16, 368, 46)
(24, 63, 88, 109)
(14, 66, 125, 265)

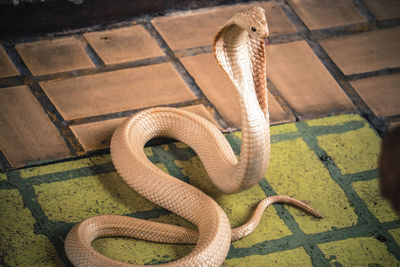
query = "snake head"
(233, 6, 269, 39)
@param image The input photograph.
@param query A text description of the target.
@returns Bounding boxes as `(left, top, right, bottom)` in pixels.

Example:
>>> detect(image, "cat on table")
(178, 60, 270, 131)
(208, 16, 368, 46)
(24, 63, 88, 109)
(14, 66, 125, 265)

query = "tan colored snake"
(65, 7, 323, 266)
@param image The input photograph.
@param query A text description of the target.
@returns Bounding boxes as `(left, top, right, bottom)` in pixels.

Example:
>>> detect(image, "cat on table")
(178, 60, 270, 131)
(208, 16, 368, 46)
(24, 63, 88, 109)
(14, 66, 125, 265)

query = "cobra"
(65, 6, 323, 266)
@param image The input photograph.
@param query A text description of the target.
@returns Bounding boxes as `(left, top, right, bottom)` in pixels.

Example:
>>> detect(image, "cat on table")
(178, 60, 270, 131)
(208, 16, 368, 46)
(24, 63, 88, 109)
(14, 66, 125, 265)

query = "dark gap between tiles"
(67, 98, 207, 126)
(276, 0, 389, 136)
(351, 0, 378, 21)
(3, 45, 85, 156)
(77, 35, 106, 68)
(142, 21, 229, 129)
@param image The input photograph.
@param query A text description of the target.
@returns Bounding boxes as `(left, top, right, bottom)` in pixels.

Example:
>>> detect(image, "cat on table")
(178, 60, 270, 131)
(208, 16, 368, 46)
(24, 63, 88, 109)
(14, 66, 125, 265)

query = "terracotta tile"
(71, 104, 220, 151)
(181, 104, 221, 128)
(15, 37, 95, 76)
(289, 0, 366, 30)
(84, 25, 165, 65)
(265, 41, 355, 118)
(0, 86, 71, 167)
(180, 53, 293, 127)
(320, 27, 400, 75)
(268, 94, 295, 125)
(152, 2, 297, 50)
(0, 46, 19, 78)
(350, 74, 400, 117)
(40, 63, 196, 120)
(71, 118, 125, 151)
(364, 0, 400, 20)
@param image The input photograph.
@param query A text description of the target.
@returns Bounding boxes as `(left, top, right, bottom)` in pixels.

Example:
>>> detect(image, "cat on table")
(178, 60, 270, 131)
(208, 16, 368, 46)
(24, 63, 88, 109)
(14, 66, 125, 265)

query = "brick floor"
(364, 0, 400, 20)
(40, 63, 196, 120)
(0, 46, 19, 78)
(320, 27, 400, 75)
(83, 25, 165, 65)
(266, 41, 355, 118)
(0, 0, 398, 173)
(289, 0, 366, 30)
(1, 114, 399, 266)
(71, 104, 219, 151)
(181, 53, 294, 127)
(0, 86, 71, 167)
(152, 2, 297, 51)
(1, 1, 400, 265)
(351, 73, 400, 117)
(15, 37, 95, 76)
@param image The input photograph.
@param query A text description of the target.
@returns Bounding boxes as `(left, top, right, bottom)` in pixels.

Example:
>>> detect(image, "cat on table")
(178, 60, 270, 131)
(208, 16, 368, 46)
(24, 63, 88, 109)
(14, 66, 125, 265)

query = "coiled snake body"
(65, 7, 322, 266)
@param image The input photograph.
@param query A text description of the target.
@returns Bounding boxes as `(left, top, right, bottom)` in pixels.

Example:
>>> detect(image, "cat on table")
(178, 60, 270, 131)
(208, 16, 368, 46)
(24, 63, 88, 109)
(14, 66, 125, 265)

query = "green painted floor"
(1, 114, 399, 266)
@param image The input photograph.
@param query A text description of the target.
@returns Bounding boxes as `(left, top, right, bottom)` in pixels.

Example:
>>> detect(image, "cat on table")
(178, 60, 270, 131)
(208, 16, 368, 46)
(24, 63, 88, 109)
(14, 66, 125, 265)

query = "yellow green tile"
(0, 172, 6, 181)
(319, 237, 399, 266)
(306, 113, 364, 127)
(144, 147, 153, 157)
(175, 157, 292, 247)
(352, 179, 398, 223)
(222, 247, 312, 266)
(389, 228, 400, 246)
(266, 138, 357, 234)
(270, 122, 298, 135)
(33, 172, 155, 222)
(0, 189, 64, 266)
(92, 236, 193, 265)
(20, 154, 111, 178)
(316, 123, 380, 175)
(174, 142, 189, 149)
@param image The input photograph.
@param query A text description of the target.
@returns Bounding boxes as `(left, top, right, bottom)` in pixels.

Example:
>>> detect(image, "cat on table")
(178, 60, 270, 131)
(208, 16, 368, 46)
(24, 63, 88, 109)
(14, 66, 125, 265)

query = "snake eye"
(251, 26, 256, 32)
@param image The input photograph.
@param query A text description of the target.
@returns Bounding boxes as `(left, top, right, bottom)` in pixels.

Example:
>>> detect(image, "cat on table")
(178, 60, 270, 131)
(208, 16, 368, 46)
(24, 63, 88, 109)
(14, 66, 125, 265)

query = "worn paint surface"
(0, 114, 399, 266)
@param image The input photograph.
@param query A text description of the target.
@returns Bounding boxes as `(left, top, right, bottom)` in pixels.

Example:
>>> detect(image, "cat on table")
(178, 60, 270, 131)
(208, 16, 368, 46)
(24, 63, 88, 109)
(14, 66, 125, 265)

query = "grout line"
(351, 0, 377, 21)
(67, 99, 207, 126)
(346, 67, 400, 81)
(142, 21, 229, 129)
(267, 82, 299, 121)
(7, 171, 73, 266)
(17, 56, 171, 83)
(77, 35, 106, 67)
(276, 0, 388, 136)
(0, 150, 11, 171)
(258, 179, 331, 266)
(142, 21, 206, 98)
(304, 39, 388, 135)
(274, 0, 309, 32)
(3, 45, 85, 155)
(296, 122, 400, 261)
(0, 0, 398, 170)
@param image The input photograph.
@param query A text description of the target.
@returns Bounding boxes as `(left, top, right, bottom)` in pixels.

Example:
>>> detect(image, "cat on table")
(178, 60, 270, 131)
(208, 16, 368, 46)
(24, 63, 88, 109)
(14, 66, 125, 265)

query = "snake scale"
(65, 7, 323, 266)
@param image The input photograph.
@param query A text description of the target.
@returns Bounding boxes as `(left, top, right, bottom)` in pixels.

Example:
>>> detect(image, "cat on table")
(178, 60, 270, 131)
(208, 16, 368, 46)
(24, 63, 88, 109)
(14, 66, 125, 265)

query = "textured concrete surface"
(1, 114, 399, 266)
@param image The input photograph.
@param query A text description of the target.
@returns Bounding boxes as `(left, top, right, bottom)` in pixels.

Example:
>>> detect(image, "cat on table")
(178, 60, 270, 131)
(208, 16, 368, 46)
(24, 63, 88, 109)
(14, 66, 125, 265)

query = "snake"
(64, 6, 323, 266)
